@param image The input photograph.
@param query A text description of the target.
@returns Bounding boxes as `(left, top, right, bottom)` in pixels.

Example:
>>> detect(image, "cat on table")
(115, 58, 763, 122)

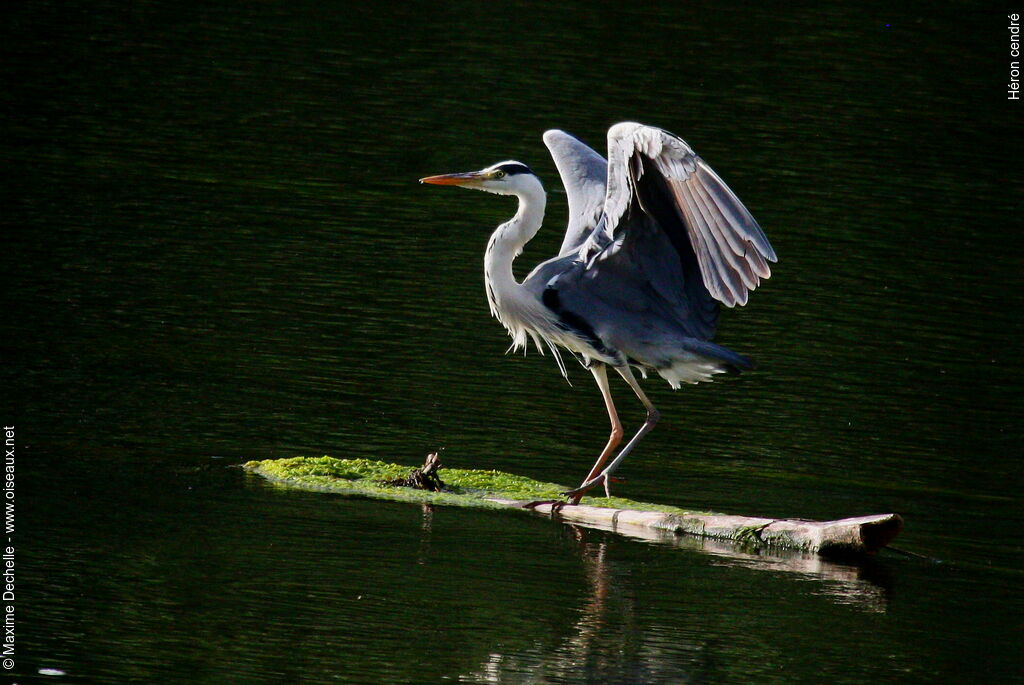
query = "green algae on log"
(243, 456, 902, 555)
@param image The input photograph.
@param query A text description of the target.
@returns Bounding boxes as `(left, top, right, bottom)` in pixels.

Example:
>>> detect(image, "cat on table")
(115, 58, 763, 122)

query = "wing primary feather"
(668, 181, 717, 292)
(683, 175, 759, 294)
(687, 170, 752, 258)
(695, 162, 777, 262)
(746, 246, 772, 279)
(676, 181, 741, 306)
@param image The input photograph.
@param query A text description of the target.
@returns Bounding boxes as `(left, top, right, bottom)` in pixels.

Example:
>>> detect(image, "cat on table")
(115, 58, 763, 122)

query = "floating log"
(243, 455, 902, 555)
(500, 499, 902, 555)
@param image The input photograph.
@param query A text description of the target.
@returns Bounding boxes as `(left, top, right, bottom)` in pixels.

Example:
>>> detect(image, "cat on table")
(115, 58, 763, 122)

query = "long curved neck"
(483, 176, 565, 363)
(484, 179, 546, 306)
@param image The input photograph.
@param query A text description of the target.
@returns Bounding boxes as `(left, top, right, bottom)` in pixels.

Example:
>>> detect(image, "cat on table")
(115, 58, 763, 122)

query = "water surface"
(4, 2, 1021, 682)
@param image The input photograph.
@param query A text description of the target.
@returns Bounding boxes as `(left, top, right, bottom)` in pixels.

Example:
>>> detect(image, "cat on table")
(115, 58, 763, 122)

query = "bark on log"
(494, 499, 902, 555)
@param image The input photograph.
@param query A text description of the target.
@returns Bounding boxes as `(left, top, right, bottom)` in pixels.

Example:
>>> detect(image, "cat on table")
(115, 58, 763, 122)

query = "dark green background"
(4, 2, 1021, 683)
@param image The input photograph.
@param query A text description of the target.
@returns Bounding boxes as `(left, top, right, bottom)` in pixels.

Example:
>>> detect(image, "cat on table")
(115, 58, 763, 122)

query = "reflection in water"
(554, 512, 892, 612)
(463, 530, 701, 684)
(556, 531, 621, 679)
(417, 503, 435, 565)
(462, 523, 890, 683)
(690, 539, 891, 614)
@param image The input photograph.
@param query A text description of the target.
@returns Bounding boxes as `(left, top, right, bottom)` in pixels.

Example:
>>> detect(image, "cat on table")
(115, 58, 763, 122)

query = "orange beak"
(419, 171, 487, 186)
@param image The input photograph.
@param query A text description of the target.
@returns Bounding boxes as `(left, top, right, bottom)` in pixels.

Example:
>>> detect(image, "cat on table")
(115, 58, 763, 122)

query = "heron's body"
(422, 123, 776, 501)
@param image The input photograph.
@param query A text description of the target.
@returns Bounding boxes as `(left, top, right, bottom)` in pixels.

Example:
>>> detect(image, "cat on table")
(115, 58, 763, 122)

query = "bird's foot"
(564, 475, 626, 502)
(523, 499, 572, 515)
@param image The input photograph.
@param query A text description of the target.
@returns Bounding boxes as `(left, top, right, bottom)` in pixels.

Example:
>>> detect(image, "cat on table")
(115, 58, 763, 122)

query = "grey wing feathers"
(543, 130, 608, 256)
(603, 122, 777, 307)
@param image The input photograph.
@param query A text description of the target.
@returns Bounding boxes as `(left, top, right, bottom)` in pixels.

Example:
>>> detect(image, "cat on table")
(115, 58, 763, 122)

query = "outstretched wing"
(601, 122, 776, 308)
(543, 129, 608, 256)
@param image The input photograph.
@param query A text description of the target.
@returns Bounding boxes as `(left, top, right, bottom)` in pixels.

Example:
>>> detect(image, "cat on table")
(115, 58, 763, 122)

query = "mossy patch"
(243, 456, 713, 515)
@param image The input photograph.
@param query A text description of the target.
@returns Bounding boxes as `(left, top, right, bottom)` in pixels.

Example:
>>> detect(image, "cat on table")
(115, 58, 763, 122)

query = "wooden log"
(243, 456, 902, 556)
(496, 499, 902, 555)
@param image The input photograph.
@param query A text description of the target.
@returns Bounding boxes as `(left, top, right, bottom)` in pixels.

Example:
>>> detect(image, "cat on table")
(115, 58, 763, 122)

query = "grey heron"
(421, 123, 776, 503)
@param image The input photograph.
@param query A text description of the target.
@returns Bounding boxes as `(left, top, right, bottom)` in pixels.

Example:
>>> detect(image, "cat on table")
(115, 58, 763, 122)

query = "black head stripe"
(496, 162, 533, 176)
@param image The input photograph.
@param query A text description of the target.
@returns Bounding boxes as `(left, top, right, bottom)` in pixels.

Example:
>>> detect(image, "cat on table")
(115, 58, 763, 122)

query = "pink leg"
(568, 364, 624, 503)
(566, 365, 660, 501)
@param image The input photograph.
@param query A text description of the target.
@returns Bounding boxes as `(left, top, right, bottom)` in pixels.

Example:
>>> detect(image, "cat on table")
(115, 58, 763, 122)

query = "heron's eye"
(493, 170, 506, 179)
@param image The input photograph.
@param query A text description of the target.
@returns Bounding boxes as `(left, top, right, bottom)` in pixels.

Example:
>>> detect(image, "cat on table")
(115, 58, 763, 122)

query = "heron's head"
(420, 161, 539, 196)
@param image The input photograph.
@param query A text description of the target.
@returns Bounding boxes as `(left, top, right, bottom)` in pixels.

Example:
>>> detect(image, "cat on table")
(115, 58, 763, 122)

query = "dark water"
(5, 2, 1022, 682)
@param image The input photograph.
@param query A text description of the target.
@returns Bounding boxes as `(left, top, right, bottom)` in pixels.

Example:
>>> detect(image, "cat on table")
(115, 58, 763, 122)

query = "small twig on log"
(381, 452, 446, 492)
